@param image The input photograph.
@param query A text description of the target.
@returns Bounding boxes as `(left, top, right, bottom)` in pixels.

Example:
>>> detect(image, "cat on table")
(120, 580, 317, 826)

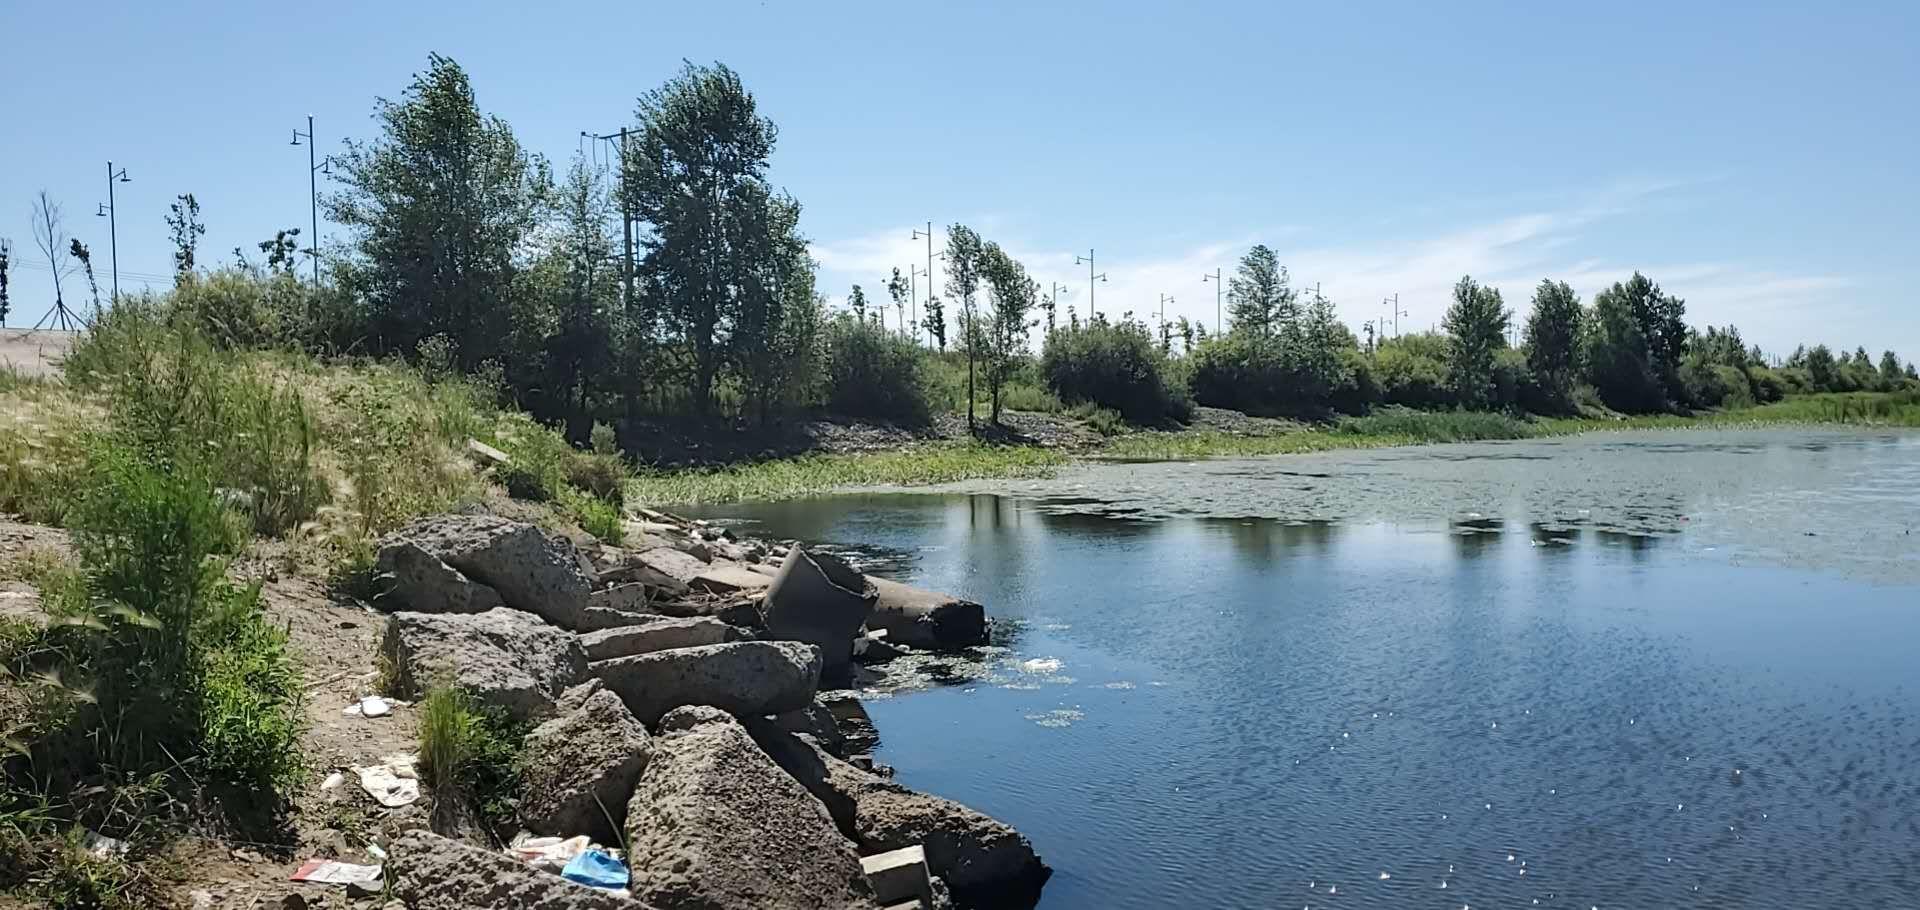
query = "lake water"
(704, 429, 1920, 909)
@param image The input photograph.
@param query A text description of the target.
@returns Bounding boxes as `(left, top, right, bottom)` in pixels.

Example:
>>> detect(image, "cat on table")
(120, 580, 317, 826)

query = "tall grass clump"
(628, 441, 1067, 505)
(418, 684, 527, 832)
(1335, 407, 1540, 443)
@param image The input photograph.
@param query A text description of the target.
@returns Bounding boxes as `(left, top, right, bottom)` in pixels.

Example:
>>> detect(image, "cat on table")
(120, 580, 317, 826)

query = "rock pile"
(369, 511, 1047, 909)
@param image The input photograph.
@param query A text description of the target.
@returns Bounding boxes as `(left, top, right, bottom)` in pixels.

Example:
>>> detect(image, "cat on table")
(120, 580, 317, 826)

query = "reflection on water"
(704, 429, 1920, 909)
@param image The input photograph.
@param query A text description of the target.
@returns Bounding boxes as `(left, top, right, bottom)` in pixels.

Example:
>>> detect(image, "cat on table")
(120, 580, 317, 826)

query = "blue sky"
(3, 1, 1915, 358)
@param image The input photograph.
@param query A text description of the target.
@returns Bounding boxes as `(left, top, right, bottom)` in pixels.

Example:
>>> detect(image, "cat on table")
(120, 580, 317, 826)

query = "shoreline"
(629, 394, 1920, 505)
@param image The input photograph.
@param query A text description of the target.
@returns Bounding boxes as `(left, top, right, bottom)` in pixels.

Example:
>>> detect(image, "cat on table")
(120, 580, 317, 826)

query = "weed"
(627, 441, 1067, 505)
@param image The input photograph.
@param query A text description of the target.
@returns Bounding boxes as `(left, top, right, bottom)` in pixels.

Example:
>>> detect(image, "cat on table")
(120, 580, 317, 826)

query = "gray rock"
(380, 609, 586, 720)
(387, 829, 651, 909)
(656, 704, 732, 733)
(554, 679, 605, 714)
(580, 616, 742, 661)
(771, 697, 848, 759)
(746, 724, 1049, 909)
(763, 549, 876, 681)
(575, 605, 669, 633)
(634, 547, 709, 583)
(372, 539, 505, 615)
(690, 564, 773, 595)
(521, 689, 652, 843)
(0, 581, 48, 631)
(648, 592, 764, 628)
(589, 582, 653, 613)
(626, 712, 879, 910)
(381, 515, 595, 630)
(866, 577, 989, 650)
(592, 641, 821, 725)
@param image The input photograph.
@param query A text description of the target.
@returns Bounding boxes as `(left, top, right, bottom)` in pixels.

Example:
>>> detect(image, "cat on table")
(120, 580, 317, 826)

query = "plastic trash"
(507, 833, 592, 871)
(562, 849, 630, 890)
(343, 696, 393, 718)
(81, 830, 129, 859)
(289, 859, 382, 885)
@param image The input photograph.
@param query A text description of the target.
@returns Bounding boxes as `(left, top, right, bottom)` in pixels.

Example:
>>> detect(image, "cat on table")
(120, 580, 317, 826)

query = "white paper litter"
(353, 752, 420, 807)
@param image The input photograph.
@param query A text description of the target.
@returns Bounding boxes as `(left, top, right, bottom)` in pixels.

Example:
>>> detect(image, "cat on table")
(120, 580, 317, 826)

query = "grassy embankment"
(629, 391, 1920, 504)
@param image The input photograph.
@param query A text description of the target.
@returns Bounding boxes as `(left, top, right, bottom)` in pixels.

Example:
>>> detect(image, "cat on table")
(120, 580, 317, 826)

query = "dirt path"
(0, 329, 75, 378)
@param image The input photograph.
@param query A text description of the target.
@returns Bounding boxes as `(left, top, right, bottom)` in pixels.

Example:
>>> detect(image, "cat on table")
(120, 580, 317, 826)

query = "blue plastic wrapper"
(561, 849, 629, 890)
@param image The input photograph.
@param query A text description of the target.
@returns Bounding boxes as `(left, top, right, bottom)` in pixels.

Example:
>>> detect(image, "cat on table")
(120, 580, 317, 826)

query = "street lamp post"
(910, 222, 938, 346)
(291, 117, 336, 284)
(97, 161, 130, 303)
(1073, 249, 1107, 321)
(1202, 267, 1223, 335)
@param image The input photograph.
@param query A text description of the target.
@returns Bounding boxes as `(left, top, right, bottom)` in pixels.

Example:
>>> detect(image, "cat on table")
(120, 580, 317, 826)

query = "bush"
(1328, 349, 1380, 414)
(1041, 321, 1191, 424)
(1748, 366, 1787, 403)
(1371, 342, 1453, 410)
(7, 446, 304, 802)
(1189, 333, 1360, 417)
(822, 316, 932, 424)
(1680, 359, 1757, 410)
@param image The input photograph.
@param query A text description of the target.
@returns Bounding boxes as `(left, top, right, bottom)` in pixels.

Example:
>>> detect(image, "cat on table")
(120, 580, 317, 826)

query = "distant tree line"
(70, 53, 1914, 443)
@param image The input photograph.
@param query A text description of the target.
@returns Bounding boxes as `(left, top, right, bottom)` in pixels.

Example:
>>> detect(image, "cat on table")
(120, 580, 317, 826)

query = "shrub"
(1748, 366, 1787, 403)
(822, 316, 932, 424)
(7, 446, 304, 802)
(1064, 402, 1126, 436)
(1328, 349, 1379, 415)
(1042, 320, 1191, 424)
(1371, 342, 1453, 410)
(1189, 333, 1358, 417)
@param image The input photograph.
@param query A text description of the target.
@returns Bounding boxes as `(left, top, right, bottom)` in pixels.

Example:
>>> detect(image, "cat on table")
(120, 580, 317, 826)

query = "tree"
(0, 239, 11, 326)
(1804, 344, 1837, 390)
(979, 241, 1036, 423)
(848, 284, 869, 321)
(166, 193, 207, 279)
(944, 224, 985, 430)
(1040, 288, 1058, 335)
(1177, 316, 1194, 354)
(534, 154, 619, 435)
(258, 229, 303, 275)
(1524, 279, 1583, 407)
(68, 240, 101, 312)
(1601, 272, 1688, 400)
(730, 188, 819, 422)
(885, 268, 910, 338)
(30, 191, 76, 323)
(625, 61, 778, 415)
(922, 295, 947, 350)
(1227, 244, 1293, 341)
(329, 53, 550, 369)
(1443, 275, 1509, 409)
(1880, 350, 1904, 383)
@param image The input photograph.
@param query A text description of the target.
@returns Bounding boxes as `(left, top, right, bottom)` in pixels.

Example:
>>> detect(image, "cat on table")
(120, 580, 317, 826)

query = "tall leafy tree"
(1227, 244, 1293, 342)
(625, 61, 779, 415)
(1443, 275, 1509, 409)
(1804, 344, 1838, 389)
(979, 241, 1036, 423)
(848, 284, 869, 321)
(944, 224, 985, 430)
(885, 269, 910, 336)
(1524, 279, 1583, 407)
(1602, 272, 1688, 400)
(1586, 278, 1668, 411)
(329, 53, 549, 368)
(165, 193, 206, 280)
(922, 295, 947, 350)
(730, 187, 818, 422)
(1880, 350, 1905, 383)
(532, 154, 618, 435)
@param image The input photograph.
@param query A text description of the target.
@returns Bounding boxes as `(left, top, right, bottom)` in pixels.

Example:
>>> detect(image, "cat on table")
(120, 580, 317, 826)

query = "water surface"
(707, 429, 1920, 909)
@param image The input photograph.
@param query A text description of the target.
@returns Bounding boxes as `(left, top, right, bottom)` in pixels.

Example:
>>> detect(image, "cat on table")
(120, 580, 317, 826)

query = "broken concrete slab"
(592, 641, 821, 725)
(380, 515, 595, 630)
(521, 689, 652, 844)
(580, 616, 742, 661)
(865, 577, 988, 650)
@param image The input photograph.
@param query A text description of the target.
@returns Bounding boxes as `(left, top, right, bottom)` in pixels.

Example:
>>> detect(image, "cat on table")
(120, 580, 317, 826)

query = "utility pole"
(1202, 267, 1223, 335)
(583, 129, 636, 314)
(98, 161, 129, 302)
(1074, 249, 1107, 321)
(1384, 293, 1405, 338)
(291, 118, 336, 284)
(911, 222, 937, 346)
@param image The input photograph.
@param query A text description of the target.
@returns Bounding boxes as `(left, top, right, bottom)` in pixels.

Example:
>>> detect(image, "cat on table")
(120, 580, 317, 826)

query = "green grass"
(627, 441, 1070, 505)
(418, 685, 528, 832)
